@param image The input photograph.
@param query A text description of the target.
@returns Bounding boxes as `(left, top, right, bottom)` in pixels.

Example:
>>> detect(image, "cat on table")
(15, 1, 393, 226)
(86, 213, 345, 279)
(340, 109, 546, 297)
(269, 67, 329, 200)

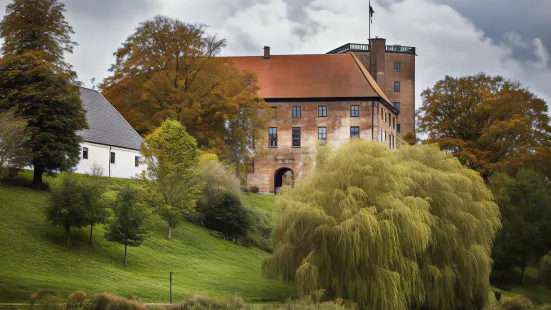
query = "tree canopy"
(104, 185, 149, 266)
(141, 119, 204, 239)
(489, 169, 551, 282)
(0, 0, 87, 185)
(417, 73, 551, 180)
(263, 140, 501, 309)
(0, 109, 30, 179)
(100, 15, 268, 161)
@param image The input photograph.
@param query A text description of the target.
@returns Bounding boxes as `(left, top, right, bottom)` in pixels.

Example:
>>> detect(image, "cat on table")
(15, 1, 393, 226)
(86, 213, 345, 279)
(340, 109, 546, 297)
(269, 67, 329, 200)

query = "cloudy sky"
(1, 0, 550, 113)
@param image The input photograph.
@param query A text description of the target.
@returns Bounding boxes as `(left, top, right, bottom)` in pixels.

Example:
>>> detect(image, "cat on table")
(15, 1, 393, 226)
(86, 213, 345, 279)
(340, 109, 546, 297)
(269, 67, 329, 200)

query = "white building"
(74, 87, 145, 178)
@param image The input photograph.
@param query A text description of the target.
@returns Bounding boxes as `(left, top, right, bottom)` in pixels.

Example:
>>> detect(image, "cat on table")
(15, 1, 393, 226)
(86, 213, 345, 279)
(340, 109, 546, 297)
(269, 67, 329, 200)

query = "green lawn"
(0, 172, 294, 303)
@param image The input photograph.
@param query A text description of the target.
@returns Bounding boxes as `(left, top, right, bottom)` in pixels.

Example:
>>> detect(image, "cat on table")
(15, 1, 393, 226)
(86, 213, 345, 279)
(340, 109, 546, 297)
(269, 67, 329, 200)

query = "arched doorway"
(274, 168, 294, 193)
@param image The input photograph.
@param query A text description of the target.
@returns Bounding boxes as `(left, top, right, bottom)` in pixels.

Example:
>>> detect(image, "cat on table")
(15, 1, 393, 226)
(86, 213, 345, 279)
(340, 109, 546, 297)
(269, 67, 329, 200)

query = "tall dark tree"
(490, 169, 551, 282)
(0, 0, 87, 186)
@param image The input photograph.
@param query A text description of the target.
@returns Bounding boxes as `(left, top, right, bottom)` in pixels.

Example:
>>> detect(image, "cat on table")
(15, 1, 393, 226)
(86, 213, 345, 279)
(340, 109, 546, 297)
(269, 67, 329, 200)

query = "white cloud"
(0, 0, 549, 115)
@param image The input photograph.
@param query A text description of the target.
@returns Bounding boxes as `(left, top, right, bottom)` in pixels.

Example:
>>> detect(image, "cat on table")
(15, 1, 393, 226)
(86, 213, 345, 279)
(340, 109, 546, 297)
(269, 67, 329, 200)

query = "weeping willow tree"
(262, 140, 501, 309)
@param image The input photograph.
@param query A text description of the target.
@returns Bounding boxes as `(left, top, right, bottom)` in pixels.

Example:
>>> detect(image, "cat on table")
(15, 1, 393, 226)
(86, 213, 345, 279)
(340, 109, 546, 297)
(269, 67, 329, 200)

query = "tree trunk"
(521, 267, 525, 283)
(67, 228, 70, 246)
(89, 224, 93, 245)
(124, 244, 128, 267)
(32, 168, 44, 186)
(168, 224, 172, 239)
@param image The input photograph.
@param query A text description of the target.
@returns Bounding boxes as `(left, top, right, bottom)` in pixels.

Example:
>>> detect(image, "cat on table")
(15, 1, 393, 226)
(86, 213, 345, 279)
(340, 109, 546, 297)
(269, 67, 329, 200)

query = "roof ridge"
(81, 87, 144, 144)
(348, 53, 392, 105)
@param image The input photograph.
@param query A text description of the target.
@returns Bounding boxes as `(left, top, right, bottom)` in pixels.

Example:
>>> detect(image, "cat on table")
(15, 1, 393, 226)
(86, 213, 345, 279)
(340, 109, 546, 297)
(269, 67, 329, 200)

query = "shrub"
(501, 295, 534, 310)
(28, 289, 61, 309)
(169, 294, 246, 310)
(198, 155, 241, 201)
(539, 252, 551, 285)
(89, 292, 146, 310)
(250, 185, 259, 193)
(66, 291, 87, 308)
(197, 191, 250, 238)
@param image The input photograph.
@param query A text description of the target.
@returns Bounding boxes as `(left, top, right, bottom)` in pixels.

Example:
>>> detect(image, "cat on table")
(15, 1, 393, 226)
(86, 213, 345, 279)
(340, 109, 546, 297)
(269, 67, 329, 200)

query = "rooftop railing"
(327, 43, 416, 55)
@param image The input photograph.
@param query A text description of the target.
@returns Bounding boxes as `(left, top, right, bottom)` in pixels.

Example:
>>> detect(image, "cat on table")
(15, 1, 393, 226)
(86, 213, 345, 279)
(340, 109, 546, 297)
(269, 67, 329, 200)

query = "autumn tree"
(263, 140, 501, 309)
(490, 169, 551, 282)
(141, 119, 204, 239)
(0, 0, 88, 186)
(104, 185, 149, 266)
(0, 109, 31, 179)
(417, 73, 551, 180)
(46, 173, 88, 246)
(100, 15, 268, 161)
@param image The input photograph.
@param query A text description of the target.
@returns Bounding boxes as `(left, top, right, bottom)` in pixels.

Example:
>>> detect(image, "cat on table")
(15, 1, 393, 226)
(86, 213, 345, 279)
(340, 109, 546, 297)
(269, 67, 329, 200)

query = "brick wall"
(248, 100, 397, 193)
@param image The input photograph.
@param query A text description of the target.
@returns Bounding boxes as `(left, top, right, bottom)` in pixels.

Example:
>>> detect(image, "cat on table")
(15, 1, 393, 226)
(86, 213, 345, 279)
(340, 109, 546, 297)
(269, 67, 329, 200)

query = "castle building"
(228, 38, 416, 193)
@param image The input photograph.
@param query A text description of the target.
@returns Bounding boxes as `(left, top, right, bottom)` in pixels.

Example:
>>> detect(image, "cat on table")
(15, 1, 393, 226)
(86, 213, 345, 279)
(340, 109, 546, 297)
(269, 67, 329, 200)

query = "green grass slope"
(0, 173, 293, 303)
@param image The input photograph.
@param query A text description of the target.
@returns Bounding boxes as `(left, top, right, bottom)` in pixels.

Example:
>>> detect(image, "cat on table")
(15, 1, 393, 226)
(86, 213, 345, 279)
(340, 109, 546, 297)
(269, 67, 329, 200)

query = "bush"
(250, 185, 259, 193)
(66, 291, 87, 309)
(28, 289, 61, 309)
(198, 155, 241, 201)
(501, 295, 534, 310)
(89, 292, 146, 310)
(540, 252, 551, 285)
(169, 294, 246, 310)
(196, 191, 250, 238)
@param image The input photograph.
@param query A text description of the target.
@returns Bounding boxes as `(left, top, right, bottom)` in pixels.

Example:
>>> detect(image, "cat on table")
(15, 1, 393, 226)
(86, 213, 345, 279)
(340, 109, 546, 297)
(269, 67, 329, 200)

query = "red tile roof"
(225, 53, 390, 102)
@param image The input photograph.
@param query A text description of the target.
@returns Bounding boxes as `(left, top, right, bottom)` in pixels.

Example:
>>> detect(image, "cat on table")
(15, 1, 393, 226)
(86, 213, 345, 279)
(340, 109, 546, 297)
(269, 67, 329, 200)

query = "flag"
(370, 5, 375, 23)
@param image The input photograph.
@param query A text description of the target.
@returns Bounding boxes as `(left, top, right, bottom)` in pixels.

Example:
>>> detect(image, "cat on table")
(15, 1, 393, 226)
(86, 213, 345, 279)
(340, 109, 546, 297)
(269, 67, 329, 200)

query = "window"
(394, 62, 400, 72)
(397, 124, 401, 133)
(393, 102, 400, 112)
(394, 81, 400, 92)
(350, 126, 360, 138)
(318, 127, 327, 145)
(135, 156, 140, 167)
(318, 105, 327, 117)
(269, 127, 278, 147)
(350, 105, 359, 117)
(292, 106, 301, 118)
(82, 147, 88, 159)
(271, 106, 277, 118)
(249, 159, 255, 173)
(292, 127, 301, 147)
(381, 107, 384, 120)
(110, 152, 115, 164)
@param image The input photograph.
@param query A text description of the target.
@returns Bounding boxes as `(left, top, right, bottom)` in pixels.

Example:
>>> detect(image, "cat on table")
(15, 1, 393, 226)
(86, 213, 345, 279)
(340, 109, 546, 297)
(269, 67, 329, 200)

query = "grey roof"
(77, 87, 143, 150)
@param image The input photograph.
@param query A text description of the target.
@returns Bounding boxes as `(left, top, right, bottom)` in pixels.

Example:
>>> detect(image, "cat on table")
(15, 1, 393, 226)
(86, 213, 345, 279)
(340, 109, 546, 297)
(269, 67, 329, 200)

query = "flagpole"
(369, 0, 371, 41)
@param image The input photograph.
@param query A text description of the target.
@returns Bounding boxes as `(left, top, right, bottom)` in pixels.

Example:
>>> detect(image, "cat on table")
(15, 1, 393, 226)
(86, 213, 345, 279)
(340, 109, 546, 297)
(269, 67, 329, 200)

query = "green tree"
(0, 0, 88, 186)
(490, 169, 551, 282)
(0, 108, 31, 179)
(104, 185, 149, 266)
(82, 164, 109, 245)
(263, 140, 501, 309)
(46, 173, 87, 246)
(141, 119, 204, 239)
(197, 191, 250, 239)
(417, 73, 551, 180)
(539, 252, 551, 286)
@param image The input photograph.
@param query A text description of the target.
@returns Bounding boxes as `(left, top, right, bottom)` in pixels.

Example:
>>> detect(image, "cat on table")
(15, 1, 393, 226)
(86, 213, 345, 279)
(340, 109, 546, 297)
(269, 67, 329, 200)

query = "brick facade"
(247, 100, 397, 193)
(228, 45, 408, 193)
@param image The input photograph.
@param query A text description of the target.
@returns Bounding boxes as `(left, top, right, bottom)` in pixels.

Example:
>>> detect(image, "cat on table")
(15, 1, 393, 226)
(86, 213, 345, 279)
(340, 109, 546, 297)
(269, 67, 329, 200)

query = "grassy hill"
(0, 172, 294, 303)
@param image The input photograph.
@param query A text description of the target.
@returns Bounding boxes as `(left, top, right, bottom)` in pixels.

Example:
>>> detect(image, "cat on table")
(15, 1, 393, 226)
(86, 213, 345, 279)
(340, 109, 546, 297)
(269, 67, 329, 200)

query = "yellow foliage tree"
(263, 140, 501, 309)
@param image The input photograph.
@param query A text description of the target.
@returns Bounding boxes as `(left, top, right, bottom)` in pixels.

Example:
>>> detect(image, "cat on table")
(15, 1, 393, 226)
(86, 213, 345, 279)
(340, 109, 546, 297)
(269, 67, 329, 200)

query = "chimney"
(369, 37, 386, 86)
(263, 46, 270, 59)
